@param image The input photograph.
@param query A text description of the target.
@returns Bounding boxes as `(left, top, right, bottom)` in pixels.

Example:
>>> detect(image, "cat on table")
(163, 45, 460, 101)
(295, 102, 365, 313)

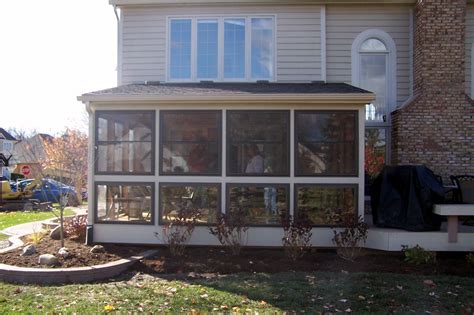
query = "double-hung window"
(168, 16, 275, 81)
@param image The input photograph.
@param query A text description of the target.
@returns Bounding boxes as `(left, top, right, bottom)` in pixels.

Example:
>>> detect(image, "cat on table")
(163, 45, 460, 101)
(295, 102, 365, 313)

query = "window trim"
(351, 29, 397, 126)
(159, 110, 222, 176)
(94, 110, 156, 176)
(294, 110, 359, 177)
(226, 110, 291, 177)
(294, 183, 359, 228)
(225, 182, 290, 227)
(159, 182, 221, 226)
(167, 15, 277, 83)
(94, 181, 155, 225)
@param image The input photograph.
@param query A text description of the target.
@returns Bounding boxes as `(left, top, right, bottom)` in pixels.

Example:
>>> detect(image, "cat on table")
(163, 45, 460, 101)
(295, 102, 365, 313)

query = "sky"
(0, 0, 117, 136)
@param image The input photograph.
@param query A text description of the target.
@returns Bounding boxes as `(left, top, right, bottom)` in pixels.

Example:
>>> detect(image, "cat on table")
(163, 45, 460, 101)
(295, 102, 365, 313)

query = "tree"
(42, 129, 88, 204)
(42, 129, 88, 248)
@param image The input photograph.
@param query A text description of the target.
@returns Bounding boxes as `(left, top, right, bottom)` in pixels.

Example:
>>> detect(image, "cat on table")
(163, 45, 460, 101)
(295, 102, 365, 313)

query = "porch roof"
(78, 82, 374, 104)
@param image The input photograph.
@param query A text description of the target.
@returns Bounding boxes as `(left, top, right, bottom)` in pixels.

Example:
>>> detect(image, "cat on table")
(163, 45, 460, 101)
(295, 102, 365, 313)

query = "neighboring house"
(79, 0, 473, 250)
(12, 133, 58, 179)
(0, 128, 17, 178)
(0, 128, 16, 157)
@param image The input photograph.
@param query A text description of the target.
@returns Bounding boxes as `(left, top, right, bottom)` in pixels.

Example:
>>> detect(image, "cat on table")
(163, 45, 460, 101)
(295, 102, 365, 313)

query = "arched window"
(352, 30, 396, 182)
(352, 30, 396, 123)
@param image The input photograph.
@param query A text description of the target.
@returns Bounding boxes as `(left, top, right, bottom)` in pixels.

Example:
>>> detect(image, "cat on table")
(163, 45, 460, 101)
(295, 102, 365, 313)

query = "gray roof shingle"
(82, 82, 371, 97)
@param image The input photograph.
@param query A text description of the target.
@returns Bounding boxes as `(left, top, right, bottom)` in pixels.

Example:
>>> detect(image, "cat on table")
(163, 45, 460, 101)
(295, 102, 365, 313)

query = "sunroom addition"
(79, 82, 373, 247)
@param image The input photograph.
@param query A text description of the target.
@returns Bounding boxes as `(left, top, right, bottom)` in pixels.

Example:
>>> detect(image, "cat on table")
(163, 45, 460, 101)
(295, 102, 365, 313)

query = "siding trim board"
(320, 5, 326, 82)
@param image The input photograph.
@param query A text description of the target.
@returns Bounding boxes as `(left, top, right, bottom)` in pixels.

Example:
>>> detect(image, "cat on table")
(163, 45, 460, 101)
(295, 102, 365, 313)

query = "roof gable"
(0, 128, 17, 141)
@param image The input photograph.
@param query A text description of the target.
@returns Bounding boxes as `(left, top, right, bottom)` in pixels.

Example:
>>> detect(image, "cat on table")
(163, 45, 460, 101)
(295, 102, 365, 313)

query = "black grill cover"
(371, 165, 444, 231)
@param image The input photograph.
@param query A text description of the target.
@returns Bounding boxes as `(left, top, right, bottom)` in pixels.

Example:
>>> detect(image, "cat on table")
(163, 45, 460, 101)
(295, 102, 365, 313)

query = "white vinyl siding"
(326, 5, 411, 106)
(466, 5, 474, 96)
(120, 5, 321, 84)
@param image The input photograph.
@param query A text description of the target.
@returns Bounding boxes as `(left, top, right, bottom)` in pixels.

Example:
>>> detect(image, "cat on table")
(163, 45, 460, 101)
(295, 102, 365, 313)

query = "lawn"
(0, 208, 76, 231)
(0, 271, 473, 314)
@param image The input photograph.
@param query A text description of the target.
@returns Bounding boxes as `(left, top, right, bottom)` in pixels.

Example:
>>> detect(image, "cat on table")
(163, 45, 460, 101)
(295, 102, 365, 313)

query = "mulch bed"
(134, 247, 474, 277)
(2, 237, 473, 276)
(0, 237, 146, 268)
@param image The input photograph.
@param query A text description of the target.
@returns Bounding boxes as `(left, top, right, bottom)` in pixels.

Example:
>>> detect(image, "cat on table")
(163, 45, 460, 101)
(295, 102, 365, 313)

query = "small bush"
(332, 215, 368, 262)
(209, 209, 249, 256)
(466, 253, 474, 266)
(281, 214, 313, 261)
(27, 228, 47, 244)
(402, 245, 437, 265)
(63, 215, 87, 242)
(155, 209, 201, 256)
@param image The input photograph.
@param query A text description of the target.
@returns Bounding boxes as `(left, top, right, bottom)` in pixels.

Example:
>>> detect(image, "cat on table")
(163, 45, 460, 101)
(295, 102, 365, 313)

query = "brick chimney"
(392, 0, 474, 179)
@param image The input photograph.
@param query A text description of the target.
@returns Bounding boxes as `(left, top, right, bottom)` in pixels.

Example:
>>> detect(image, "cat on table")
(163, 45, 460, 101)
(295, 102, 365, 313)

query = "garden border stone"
(0, 249, 158, 284)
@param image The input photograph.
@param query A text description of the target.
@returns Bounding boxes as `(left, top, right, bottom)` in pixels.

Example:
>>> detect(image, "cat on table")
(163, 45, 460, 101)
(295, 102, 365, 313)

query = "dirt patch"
(0, 237, 146, 268)
(134, 247, 474, 277)
(2, 238, 473, 276)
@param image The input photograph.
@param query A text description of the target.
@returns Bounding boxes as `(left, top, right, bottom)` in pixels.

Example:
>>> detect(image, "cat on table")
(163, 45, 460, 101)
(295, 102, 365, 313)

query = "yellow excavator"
(0, 178, 42, 200)
(0, 178, 46, 210)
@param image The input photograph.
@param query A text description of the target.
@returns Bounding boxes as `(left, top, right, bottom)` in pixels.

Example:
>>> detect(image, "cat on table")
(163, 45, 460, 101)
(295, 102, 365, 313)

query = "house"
(79, 0, 473, 251)
(0, 128, 16, 157)
(0, 128, 17, 179)
(12, 133, 73, 181)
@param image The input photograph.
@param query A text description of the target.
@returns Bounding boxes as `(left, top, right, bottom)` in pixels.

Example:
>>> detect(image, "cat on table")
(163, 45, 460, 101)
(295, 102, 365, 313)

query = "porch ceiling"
(78, 82, 374, 105)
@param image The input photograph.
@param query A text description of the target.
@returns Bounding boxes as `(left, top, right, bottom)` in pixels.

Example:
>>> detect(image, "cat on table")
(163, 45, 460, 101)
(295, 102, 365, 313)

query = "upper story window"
(169, 19, 192, 80)
(3, 142, 13, 152)
(168, 16, 275, 82)
(351, 30, 397, 124)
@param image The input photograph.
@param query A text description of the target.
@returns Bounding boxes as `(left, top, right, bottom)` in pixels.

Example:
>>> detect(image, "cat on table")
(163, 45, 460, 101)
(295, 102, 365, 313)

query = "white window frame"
(167, 15, 277, 83)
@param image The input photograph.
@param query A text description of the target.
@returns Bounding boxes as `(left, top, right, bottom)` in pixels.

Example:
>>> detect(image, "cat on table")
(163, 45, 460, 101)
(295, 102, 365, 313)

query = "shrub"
(281, 214, 313, 261)
(209, 209, 249, 256)
(332, 215, 368, 262)
(27, 228, 47, 245)
(466, 253, 474, 266)
(402, 245, 437, 265)
(155, 209, 201, 256)
(63, 215, 87, 242)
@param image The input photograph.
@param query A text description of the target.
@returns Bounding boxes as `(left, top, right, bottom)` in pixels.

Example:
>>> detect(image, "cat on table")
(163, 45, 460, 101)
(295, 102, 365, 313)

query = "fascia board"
(110, 0, 415, 6)
(78, 93, 375, 105)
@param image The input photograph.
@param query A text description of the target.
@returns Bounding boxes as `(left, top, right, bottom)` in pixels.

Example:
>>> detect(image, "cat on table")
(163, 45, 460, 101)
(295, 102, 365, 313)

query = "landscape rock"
(58, 247, 69, 258)
(49, 226, 62, 240)
(38, 254, 60, 266)
(21, 244, 36, 256)
(90, 245, 105, 254)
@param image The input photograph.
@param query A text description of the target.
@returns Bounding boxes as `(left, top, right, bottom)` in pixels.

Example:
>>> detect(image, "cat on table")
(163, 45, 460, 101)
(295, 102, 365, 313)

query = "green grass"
(0, 233, 8, 241)
(0, 271, 473, 314)
(0, 208, 75, 231)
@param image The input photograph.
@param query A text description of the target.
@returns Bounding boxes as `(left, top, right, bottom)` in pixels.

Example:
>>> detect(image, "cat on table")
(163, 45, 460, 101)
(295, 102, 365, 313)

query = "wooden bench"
(433, 204, 474, 243)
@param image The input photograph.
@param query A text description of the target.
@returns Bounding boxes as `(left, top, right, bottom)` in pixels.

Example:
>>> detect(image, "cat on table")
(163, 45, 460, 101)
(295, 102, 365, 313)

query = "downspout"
(113, 5, 122, 86)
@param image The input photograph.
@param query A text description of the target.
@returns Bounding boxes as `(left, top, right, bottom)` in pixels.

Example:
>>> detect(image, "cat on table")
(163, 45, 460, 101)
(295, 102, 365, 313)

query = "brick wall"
(392, 0, 474, 180)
